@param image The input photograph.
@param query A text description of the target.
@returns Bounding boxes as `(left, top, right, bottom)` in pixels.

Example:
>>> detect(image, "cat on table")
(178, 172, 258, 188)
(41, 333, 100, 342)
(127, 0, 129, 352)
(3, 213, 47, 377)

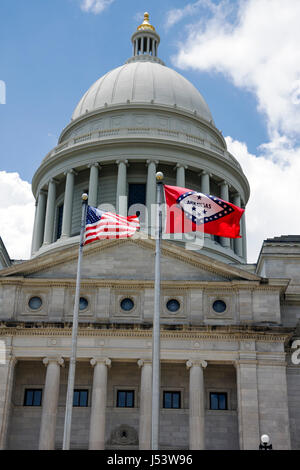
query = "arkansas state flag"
(164, 184, 244, 238)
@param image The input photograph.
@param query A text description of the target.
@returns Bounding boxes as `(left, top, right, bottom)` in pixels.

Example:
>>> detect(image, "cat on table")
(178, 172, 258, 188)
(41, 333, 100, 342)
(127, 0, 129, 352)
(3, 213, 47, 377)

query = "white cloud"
(226, 136, 300, 262)
(0, 172, 35, 260)
(80, 0, 115, 14)
(168, 0, 300, 262)
(171, 0, 300, 140)
(165, 0, 215, 29)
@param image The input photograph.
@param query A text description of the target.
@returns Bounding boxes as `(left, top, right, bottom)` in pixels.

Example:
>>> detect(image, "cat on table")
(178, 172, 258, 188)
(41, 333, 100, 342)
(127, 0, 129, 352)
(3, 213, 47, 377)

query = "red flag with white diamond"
(164, 184, 244, 238)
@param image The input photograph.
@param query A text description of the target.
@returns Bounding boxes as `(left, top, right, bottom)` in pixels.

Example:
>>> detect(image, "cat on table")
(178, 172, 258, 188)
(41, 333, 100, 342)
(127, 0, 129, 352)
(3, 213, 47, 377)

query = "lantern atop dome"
(129, 12, 162, 63)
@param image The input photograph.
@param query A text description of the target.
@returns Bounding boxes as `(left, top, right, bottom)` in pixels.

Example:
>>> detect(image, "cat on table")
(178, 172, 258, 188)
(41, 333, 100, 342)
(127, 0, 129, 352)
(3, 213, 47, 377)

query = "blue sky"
(0, 0, 267, 181)
(1, 0, 300, 261)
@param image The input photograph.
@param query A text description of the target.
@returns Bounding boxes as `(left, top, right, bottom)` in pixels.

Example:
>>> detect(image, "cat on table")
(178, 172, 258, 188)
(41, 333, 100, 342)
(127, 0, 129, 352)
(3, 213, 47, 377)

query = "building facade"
(0, 14, 299, 450)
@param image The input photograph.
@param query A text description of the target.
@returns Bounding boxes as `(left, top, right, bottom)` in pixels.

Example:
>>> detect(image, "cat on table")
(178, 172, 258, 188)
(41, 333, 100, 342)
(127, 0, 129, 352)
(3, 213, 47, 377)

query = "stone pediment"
(0, 235, 261, 282)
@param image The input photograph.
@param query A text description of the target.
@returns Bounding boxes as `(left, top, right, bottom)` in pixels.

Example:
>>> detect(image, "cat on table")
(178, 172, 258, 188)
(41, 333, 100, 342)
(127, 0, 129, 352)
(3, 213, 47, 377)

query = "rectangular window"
(163, 391, 181, 409)
(117, 390, 134, 408)
(24, 389, 42, 406)
(56, 204, 64, 239)
(73, 389, 89, 407)
(210, 392, 228, 410)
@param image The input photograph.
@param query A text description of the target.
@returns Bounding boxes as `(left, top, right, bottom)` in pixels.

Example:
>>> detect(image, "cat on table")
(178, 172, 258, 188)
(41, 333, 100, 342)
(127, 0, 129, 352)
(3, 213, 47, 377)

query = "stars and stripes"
(84, 206, 140, 245)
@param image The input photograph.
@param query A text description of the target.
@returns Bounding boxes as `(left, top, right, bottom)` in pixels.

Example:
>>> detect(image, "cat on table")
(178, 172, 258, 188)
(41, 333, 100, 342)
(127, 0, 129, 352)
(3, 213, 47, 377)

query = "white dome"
(72, 61, 213, 122)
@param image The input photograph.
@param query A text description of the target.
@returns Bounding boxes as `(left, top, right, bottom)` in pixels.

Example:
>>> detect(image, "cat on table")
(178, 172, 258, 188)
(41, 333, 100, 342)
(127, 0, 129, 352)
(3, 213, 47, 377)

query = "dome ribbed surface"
(72, 61, 213, 122)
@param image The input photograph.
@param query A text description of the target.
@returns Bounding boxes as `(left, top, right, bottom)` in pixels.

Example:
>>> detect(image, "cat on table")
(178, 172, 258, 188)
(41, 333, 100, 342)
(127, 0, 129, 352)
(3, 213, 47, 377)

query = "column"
(31, 190, 47, 254)
(138, 359, 152, 450)
(186, 360, 207, 450)
(39, 357, 64, 450)
(147, 37, 150, 54)
(200, 171, 210, 194)
(116, 160, 128, 216)
(241, 204, 247, 261)
(200, 171, 211, 241)
(0, 356, 17, 449)
(43, 178, 58, 245)
(220, 181, 230, 248)
(88, 163, 100, 208)
(235, 360, 260, 450)
(89, 357, 111, 450)
(176, 164, 187, 188)
(146, 160, 157, 231)
(233, 193, 243, 257)
(30, 200, 38, 255)
(61, 169, 76, 238)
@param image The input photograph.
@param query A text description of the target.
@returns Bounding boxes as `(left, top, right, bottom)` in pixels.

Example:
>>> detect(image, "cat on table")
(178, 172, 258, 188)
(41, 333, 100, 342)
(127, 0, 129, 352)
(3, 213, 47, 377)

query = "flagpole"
(62, 193, 88, 450)
(151, 171, 164, 450)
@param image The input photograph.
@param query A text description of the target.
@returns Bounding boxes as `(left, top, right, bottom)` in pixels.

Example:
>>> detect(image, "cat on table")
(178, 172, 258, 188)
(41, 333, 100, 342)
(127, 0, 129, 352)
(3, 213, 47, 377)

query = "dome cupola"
(127, 12, 164, 65)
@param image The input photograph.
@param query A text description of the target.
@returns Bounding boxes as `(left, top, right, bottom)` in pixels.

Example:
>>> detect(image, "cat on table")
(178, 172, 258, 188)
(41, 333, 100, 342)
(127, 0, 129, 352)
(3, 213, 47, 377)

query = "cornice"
(0, 277, 270, 290)
(32, 136, 249, 201)
(0, 323, 292, 343)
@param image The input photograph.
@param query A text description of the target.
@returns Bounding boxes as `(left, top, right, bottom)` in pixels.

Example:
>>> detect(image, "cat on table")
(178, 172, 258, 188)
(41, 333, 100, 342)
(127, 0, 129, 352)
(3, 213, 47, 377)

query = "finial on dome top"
(137, 12, 156, 31)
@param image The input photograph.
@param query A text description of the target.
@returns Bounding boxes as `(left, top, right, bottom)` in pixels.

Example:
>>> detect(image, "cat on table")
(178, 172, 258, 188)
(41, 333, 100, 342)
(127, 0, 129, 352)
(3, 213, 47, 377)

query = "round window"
(28, 296, 42, 310)
(79, 297, 88, 311)
(166, 299, 180, 312)
(212, 300, 227, 313)
(120, 298, 134, 311)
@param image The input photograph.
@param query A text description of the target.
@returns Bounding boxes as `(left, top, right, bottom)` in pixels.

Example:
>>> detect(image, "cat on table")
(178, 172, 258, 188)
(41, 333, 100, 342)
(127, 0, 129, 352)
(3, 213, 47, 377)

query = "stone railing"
(41, 126, 241, 170)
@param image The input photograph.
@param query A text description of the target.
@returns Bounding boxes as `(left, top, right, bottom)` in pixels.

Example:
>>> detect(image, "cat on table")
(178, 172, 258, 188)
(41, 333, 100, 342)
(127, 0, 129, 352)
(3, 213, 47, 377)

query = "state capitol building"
(0, 13, 299, 450)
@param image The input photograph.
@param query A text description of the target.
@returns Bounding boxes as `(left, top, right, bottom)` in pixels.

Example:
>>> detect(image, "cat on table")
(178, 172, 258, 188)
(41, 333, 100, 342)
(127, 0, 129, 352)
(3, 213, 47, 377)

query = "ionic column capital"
(198, 170, 212, 178)
(219, 180, 229, 187)
(116, 159, 129, 166)
(63, 168, 78, 176)
(90, 357, 111, 368)
(186, 359, 207, 370)
(175, 163, 188, 170)
(137, 359, 152, 368)
(42, 357, 64, 367)
(48, 177, 59, 186)
(146, 159, 159, 166)
(88, 162, 101, 169)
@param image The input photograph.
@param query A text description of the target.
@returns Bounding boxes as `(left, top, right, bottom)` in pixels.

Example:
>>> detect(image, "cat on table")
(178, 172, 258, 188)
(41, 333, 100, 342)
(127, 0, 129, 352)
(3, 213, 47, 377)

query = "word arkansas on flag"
(164, 184, 244, 238)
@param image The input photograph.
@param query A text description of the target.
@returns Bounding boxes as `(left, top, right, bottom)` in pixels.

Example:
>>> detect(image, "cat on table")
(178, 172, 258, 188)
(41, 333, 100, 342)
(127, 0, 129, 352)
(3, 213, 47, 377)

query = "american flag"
(84, 206, 140, 245)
